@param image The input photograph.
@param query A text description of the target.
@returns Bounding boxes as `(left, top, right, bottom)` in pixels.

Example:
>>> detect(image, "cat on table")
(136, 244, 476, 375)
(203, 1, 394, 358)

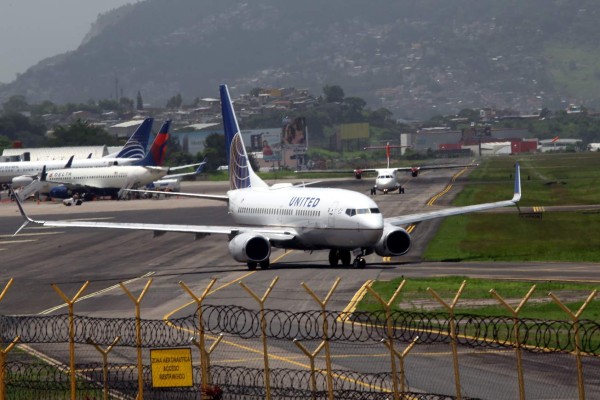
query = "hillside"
(2, 0, 600, 118)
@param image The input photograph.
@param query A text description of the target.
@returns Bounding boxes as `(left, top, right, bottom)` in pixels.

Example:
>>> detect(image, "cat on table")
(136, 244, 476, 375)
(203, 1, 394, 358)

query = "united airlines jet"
(12, 85, 521, 270)
(1, 118, 155, 186)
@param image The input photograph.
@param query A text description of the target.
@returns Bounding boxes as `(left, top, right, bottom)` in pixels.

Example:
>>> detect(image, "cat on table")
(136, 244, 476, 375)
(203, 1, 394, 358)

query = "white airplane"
(1, 118, 155, 187)
(143, 157, 208, 193)
(11, 84, 521, 270)
(19, 121, 201, 200)
(301, 142, 477, 195)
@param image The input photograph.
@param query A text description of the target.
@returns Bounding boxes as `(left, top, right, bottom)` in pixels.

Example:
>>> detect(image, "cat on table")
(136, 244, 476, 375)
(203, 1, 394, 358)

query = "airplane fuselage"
(374, 168, 401, 193)
(0, 158, 141, 185)
(228, 186, 383, 250)
(42, 166, 168, 194)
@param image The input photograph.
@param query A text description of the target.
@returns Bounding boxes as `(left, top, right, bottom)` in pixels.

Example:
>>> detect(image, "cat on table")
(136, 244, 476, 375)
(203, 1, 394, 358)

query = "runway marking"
(339, 280, 373, 322)
(0, 239, 37, 245)
(0, 232, 63, 238)
(163, 271, 257, 320)
(37, 271, 156, 315)
(427, 167, 468, 206)
(163, 268, 389, 393)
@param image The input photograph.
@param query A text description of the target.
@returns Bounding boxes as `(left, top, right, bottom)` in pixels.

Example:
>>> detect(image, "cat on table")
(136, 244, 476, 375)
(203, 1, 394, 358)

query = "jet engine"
(410, 167, 420, 177)
(373, 225, 411, 256)
(354, 169, 363, 179)
(11, 176, 33, 188)
(228, 232, 271, 263)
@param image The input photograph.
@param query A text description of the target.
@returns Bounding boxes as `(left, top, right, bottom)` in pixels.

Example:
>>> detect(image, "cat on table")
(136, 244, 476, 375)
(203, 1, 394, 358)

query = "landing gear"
(352, 257, 366, 269)
(259, 259, 270, 270)
(328, 249, 352, 266)
(398, 186, 405, 194)
(247, 262, 257, 271)
(370, 187, 377, 195)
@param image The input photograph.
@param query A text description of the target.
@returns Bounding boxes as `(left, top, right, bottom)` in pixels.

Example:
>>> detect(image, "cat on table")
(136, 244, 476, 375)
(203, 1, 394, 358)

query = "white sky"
(0, 0, 135, 83)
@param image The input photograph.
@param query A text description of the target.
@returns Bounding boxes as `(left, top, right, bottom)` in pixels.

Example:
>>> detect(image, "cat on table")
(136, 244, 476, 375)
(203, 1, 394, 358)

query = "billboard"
(282, 117, 307, 153)
(241, 128, 282, 161)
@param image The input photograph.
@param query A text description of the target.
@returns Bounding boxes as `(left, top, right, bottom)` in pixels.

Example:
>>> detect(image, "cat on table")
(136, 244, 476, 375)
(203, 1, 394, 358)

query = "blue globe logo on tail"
(220, 85, 251, 190)
(116, 118, 153, 159)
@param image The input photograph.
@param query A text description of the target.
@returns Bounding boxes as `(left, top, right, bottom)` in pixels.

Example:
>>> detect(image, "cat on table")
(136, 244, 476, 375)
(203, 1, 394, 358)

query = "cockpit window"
(345, 208, 381, 216)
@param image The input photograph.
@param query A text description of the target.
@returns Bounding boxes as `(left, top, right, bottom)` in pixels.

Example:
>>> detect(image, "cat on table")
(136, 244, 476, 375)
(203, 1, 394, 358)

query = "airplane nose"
(360, 214, 384, 230)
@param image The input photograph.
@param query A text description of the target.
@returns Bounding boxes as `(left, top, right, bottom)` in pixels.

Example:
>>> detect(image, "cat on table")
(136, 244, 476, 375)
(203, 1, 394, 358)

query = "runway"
(1, 169, 598, 399)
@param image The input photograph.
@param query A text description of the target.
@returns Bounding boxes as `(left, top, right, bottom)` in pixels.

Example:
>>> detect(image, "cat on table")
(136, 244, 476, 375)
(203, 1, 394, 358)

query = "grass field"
(423, 153, 600, 262)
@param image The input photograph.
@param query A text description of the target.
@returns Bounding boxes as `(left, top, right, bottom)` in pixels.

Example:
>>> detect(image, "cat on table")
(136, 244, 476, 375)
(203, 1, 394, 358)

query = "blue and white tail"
(115, 118, 154, 159)
(220, 84, 268, 190)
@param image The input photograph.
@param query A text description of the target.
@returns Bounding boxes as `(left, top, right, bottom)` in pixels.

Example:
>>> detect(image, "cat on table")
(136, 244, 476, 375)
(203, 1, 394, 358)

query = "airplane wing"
(393, 163, 478, 173)
(385, 163, 521, 226)
(123, 189, 229, 203)
(10, 188, 295, 241)
(161, 158, 207, 180)
(295, 168, 378, 175)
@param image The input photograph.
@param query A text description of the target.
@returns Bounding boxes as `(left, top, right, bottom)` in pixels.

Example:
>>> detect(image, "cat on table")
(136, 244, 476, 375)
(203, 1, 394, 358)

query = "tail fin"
(115, 118, 154, 159)
(219, 84, 267, 190)
(135, 120, 170, 166)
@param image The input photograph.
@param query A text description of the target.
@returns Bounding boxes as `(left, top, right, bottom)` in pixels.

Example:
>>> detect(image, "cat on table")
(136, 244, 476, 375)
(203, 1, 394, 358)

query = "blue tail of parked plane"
(219, 84, 267, 190)
(115, 118, 154, 159)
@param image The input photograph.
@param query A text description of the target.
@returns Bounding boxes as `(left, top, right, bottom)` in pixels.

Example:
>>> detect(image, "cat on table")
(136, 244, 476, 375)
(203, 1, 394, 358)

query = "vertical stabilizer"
(220, 84, 268, 190)
(116, 118, 154, 159)
(136, 120, 170, 166)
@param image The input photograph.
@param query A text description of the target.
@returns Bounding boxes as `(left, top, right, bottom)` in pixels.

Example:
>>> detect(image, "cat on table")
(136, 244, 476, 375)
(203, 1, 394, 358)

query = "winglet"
(40, 166, 47, 182)
(9, 187, 36, 236)
(512, 163, 521, 203)
(195, 157, 208, 174)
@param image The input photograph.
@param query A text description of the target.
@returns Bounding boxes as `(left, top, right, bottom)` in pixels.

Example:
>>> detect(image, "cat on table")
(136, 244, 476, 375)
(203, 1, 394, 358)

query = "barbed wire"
(3, 362, 478, 400)
(0, 307, 598, 354)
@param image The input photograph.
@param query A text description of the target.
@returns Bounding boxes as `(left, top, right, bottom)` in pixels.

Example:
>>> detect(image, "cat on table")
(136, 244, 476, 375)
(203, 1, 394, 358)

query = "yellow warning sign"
(151, 347, 193, 387)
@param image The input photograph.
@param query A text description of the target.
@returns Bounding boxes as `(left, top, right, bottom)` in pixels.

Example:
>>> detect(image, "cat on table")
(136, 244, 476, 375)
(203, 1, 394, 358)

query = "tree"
(166, 94, 183, 109)
(136, 91, 144, 110)
(3, 95, 29, 114)
(119, 97, 134, 110)
(47, 120, 120, 146)
(202, 133, 227, 170)
(323, 85, 345, 103)
(0, 135, 12, 153)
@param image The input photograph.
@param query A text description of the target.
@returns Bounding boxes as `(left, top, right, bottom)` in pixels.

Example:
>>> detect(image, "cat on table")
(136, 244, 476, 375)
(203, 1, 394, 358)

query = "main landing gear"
(247, 259, 270, 270)
(328, 249, 366, 269)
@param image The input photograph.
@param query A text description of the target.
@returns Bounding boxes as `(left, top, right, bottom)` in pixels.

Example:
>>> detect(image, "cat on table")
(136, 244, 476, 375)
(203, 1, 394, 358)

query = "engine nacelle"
(373, 225, 411, 257)
(354, 169, 362, 179)
(410, 167, 420, 177)
(11, 176, 33, 188)
(228, 232, 271, 263)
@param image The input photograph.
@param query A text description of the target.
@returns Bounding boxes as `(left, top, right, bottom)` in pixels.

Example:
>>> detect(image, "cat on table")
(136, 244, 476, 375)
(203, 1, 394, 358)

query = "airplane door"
(327, 201, 338, 228)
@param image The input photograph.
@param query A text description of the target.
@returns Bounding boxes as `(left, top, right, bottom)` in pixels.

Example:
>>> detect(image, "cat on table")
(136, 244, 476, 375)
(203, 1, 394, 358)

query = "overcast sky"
(0, 0, 135, 83)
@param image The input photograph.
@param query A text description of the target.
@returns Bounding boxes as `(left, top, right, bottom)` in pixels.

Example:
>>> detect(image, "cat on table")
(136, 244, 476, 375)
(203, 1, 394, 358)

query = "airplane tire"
(328, 249, 339, 266)
(340, 250, 351, 266)
(259, 259, 270, 270)
(247, 262, 257, 271)
(353, 258, 367, 269)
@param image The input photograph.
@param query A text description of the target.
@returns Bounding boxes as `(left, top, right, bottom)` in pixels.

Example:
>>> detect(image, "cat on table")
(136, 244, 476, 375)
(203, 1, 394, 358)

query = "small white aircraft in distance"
(300, 142, 478, 195)
(11, 84, 521, 270)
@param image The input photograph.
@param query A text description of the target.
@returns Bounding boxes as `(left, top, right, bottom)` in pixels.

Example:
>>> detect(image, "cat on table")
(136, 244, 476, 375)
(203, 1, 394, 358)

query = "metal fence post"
(120, 278, 153, 400)
(180, 279, 217, 399)
(52, 281, 89, 400)
(86, 336, 121, 400)
(490, 285, 536, 400)
(366, 279, 406, 400)
(427, 280, 466, 400)
(549, 289, 597, 400)
(293, 339, 326, 400)
(302, 278, 340, 400)
(381, 336, 419, 397)
(240, 277, 279, 400)
(0, 278, 14, 400)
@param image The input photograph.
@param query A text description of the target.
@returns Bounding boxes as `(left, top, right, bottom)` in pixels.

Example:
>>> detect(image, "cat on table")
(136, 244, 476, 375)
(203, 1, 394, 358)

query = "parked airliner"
(1, 118, 155, 187)
(19, 120, 201, 200)
(12, 84, 521, 270)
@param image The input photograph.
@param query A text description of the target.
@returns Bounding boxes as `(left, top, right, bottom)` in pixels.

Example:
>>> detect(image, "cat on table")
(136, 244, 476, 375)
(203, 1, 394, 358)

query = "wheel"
(353, 258, 360, 269)
(359, 258, 366, 269)
(259, 259, 270, 270)
(328, 249, 339, 266)
(340, 250, 351, 266)
(247, 262, 257, 271)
